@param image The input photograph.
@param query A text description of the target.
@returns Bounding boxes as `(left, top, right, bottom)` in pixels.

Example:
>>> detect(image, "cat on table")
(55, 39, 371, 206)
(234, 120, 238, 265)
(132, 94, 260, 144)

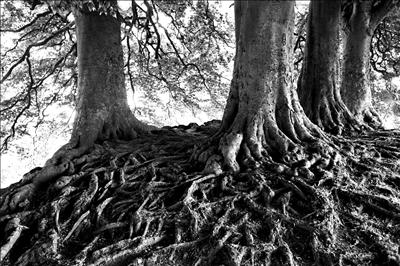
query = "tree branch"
(2, 54, 34, 150)
(1, 22, 73, 84)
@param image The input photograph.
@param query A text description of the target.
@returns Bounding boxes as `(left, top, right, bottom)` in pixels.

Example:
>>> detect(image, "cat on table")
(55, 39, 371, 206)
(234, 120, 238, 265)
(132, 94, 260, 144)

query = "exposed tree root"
(0, 119, 157, 217)
(0, 218, 28, 261)
(363, 107, 384, 129)
(304, 96, 362, 135)
(193, 98, 328, 175)
(0, 121, 399, 265)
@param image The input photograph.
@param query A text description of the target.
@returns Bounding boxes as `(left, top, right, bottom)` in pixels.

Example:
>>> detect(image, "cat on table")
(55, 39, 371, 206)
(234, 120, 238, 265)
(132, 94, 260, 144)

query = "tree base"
(194, 107, 327, 174)
(1, 114, 157, 215)
(307, 98, 364, 135)
(359, 107, 383, 130)
(1, 122, 400, 266)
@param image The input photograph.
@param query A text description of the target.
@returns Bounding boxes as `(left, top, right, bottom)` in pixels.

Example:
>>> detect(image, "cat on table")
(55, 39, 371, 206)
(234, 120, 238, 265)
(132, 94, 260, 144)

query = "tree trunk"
(71, 6, 151, 150)
(215, 0, 322, 172)
(0, 4, 157, 215)
(341, 1, 381, 126)
(298, 0, 357, 134)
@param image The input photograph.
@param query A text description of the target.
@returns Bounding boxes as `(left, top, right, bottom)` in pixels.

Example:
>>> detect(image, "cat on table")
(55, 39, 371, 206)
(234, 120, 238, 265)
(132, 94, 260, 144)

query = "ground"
(0, 121, 399, 266)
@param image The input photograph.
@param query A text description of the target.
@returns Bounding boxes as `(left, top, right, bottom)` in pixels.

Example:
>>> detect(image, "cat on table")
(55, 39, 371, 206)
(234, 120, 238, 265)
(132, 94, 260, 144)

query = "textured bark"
(341, 1, 382, 126)
(12, 5, 156, 202)
(71, 6, 151, 150)
(216, 1, 322, 172)
(298, 0, 357, 134)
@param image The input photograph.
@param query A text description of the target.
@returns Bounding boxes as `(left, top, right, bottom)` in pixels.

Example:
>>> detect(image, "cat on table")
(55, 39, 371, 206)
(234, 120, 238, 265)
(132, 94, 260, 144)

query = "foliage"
(294, 2, 400, 128)
(370, 8, 400, 129)
(371, 74, 400, 129)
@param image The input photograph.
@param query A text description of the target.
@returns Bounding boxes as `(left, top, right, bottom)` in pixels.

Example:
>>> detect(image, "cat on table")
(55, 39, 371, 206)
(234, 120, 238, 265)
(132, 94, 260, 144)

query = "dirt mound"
(1, 122, 399, 266)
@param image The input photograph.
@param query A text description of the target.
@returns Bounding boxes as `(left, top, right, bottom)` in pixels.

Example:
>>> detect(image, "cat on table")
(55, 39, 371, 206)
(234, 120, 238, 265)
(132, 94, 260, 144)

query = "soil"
(1, 121, 399, 266)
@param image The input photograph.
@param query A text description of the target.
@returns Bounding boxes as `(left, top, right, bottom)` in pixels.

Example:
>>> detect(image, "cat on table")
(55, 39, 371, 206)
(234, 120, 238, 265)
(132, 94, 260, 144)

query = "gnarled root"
(0, 218, 28, 262)
(309, 97, 362, 135)
(195, 106, 328, 174)
(0, 115, 158, 215)
(360, 107, 383, 129)
(1, 124, 399, 265)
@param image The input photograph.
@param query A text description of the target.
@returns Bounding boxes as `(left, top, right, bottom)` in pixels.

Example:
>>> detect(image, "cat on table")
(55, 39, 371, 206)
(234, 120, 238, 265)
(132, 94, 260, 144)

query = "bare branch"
(1, 22, 74, 84)
(126, 37, 136, 97)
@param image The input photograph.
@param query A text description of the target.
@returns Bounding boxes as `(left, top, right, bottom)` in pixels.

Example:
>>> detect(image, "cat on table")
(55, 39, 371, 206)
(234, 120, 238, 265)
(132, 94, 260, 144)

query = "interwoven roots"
(1, 123, 400, 266)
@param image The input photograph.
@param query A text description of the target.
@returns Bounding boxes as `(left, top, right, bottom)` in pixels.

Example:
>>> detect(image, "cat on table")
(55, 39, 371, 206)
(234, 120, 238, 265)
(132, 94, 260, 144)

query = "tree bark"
(70, 6, 151, 150)
(341, 0, 383, 126)
(215, 0, 322, 172)
(298, 0, 357, 134)
(1, 5, 157, 213)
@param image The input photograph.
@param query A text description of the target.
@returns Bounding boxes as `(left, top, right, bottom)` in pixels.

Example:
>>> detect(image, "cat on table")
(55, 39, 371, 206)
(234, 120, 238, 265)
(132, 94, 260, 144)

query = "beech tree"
(57, 3, 154, 163)
(341, 0, 399, 125)
(297, 0, 359, 134)
(197, 0, 325, 173)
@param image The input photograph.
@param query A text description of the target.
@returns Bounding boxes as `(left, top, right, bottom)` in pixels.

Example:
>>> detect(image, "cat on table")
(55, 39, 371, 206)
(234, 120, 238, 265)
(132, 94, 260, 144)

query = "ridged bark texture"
(298, 0, 358, 134)
(217, 0, 322, 172)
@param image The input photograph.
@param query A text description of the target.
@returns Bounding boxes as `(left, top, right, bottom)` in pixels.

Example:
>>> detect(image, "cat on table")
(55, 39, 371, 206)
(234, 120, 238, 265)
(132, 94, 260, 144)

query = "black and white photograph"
(1, 0, 399, 265)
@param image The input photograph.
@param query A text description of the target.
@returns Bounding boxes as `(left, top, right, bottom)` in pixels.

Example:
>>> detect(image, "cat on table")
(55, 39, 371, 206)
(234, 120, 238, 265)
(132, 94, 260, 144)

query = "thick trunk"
(216, 1, 322, 172)
(341, 1, 381, 125)
(2, 6, 156, 211)
(71, 7, 150, 150)
(298, 0, 357, 134)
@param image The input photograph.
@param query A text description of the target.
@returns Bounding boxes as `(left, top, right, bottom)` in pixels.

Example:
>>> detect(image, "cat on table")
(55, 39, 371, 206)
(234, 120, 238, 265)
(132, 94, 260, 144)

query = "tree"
(341, 0, 399, 125)
(0, 0, 236, 191)
(203, 0, 323, 172)
(0, 0, 232, 209)
(297, 0, 358, 134)
(58, 3, 154, 163)
(0, 0, 233, 156)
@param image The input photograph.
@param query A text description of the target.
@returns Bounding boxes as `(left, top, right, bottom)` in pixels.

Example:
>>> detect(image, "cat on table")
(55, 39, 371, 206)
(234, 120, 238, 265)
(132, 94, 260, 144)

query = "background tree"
(0, 0, 233, 213)
(341, 0, 399, 125)
(297, 0, 358, 134)
(61, 1, 153, 163)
